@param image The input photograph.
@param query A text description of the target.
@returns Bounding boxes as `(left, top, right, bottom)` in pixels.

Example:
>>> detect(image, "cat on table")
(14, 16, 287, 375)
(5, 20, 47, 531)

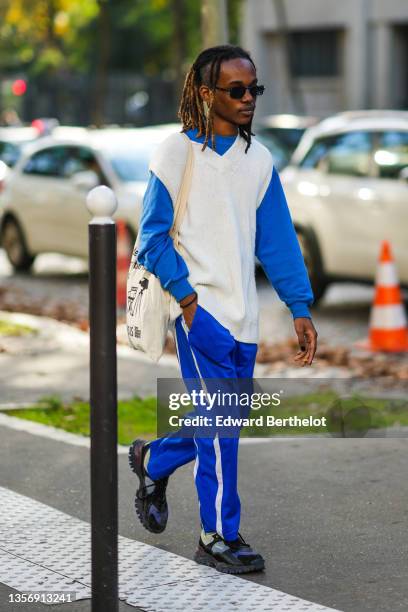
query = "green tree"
(0, 0, 243, 76)
(0, 0, 244, 122)
(0, 0, 99, 74)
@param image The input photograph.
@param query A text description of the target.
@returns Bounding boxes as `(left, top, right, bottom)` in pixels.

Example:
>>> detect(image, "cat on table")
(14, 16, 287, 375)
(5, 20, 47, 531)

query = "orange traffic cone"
(117, 220, 131, 310)
(358, 240, 408, 352)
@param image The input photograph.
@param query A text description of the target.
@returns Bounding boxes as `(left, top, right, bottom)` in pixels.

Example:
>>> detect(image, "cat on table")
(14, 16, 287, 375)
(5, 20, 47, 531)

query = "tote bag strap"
(170, 133, 194, 249)
(135, 132, 193, 253)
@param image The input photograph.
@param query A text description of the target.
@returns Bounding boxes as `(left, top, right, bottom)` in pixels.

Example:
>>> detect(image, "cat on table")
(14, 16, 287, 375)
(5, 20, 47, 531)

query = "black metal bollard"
(87, 186, 119, 612)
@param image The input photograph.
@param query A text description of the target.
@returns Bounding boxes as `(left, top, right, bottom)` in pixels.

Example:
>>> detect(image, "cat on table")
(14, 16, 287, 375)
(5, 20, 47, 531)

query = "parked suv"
(281, 111, 408, 302)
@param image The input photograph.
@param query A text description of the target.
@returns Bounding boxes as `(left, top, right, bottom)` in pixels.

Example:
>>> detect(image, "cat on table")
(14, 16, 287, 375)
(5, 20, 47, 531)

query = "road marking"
(0, 486, 340, 610)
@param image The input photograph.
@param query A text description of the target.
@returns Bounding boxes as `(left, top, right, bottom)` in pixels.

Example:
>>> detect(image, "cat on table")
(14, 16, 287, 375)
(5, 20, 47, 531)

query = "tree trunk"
(171, 0, 187, 103)
(92, 0, 111, 127)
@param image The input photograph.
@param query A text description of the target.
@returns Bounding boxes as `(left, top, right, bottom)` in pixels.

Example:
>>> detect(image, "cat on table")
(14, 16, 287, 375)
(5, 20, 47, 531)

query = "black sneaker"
(194, 532, 265, 574)
(128, 439, 169, 534)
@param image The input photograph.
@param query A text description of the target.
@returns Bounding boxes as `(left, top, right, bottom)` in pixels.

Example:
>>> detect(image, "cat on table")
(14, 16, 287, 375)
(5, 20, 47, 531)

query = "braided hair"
(178, 45, 256, 154)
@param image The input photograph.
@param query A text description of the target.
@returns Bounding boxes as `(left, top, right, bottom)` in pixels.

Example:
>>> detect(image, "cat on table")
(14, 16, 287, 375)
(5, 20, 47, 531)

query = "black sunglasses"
(214, 84, 265, 100)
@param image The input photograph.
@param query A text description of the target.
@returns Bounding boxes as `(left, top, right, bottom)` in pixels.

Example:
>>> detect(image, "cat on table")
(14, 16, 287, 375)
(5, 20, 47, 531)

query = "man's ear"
(198, 85, 214, 105)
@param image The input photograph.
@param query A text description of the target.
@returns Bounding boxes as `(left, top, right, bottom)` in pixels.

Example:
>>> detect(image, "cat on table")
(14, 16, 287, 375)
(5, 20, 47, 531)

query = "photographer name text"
(168, 415, 327, 428)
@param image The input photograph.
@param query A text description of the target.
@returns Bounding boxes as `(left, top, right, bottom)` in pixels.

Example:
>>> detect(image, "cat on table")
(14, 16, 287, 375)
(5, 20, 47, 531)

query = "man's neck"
(190, 126, 237, 138)
(211, 117, 238, 137)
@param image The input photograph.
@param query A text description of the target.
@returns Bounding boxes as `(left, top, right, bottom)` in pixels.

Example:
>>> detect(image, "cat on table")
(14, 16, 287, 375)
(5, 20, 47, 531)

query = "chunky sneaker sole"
(194, 533, 265, 574)
(194, 546, 265, 574)
(128, 439, 169, 534)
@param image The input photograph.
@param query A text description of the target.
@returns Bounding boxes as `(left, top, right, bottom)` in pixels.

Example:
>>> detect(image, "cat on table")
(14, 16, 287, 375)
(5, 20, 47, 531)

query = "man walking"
(129, 45, 317, 574)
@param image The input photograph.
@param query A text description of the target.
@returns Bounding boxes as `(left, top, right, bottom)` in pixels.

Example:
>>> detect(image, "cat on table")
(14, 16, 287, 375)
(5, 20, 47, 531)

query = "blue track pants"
(146, 304, 258, 541)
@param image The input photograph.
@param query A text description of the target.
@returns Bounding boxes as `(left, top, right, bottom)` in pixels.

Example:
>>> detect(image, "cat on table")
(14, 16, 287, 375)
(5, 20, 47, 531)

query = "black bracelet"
(180, 293, 197, 309)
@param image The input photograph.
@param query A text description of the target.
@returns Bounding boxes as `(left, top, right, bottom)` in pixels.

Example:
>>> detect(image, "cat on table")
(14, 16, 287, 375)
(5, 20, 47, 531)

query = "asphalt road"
(0, 423, 407, 612)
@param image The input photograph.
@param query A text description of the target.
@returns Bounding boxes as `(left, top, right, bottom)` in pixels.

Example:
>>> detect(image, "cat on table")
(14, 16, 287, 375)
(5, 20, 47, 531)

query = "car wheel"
(296, 230, 328, 304)
(1, 218, 35, 272)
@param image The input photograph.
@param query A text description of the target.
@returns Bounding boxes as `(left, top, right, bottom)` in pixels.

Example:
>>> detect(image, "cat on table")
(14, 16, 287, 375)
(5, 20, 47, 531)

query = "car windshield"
(259, 127, 307, 155)
(103, 141, 158, 182)
(0, 141, 22, 167)
(0, 136, 39, 167)
(255, 132, 290, 170)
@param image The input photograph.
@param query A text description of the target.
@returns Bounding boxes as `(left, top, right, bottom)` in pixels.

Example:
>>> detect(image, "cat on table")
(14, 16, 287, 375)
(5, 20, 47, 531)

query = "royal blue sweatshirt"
(137, 128, 313, 328)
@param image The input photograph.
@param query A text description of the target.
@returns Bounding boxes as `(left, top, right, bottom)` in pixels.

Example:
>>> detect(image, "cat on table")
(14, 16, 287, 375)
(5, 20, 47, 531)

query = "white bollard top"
(86, 185, 118, 224)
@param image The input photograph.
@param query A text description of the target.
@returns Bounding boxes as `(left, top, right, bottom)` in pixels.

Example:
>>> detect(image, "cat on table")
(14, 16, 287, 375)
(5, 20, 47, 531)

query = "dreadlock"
(178, 45, 256, 154)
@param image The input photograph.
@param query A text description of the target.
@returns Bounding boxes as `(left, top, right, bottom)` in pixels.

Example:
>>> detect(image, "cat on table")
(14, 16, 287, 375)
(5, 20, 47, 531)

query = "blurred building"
(241, 0, 408, 117)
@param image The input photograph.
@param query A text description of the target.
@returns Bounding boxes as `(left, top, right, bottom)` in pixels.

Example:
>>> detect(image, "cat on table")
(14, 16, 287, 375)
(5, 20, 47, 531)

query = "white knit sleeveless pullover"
(149, 131, 273, 343)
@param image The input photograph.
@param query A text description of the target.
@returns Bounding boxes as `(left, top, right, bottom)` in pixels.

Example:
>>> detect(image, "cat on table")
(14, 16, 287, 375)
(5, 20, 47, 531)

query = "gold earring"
(203, 101, 209, 118)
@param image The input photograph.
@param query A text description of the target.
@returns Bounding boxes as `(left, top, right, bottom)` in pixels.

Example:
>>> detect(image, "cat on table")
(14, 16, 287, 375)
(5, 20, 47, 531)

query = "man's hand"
(293, 317, 318, 366)
(179, 292, 198, 330)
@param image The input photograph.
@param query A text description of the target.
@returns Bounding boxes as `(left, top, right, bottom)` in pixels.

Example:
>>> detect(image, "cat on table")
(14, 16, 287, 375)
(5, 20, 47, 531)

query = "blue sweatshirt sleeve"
(255, 167, 314, 319)
(137, 171, 194, 302)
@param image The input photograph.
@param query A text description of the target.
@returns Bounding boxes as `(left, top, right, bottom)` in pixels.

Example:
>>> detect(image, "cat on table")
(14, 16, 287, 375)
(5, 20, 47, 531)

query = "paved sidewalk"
(0, 311, 180, 404)
(1, 419, 408, 611)
(0, 311, 340, 406)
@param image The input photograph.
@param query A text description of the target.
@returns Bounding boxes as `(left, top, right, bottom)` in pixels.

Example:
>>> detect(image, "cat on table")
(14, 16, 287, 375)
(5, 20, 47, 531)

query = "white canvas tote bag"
(126, 134, 194, 362)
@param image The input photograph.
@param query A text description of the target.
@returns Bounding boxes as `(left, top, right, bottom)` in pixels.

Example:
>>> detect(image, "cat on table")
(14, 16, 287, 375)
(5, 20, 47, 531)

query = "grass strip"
(4, 392, 408, 443)
(0, 319, 37, 336)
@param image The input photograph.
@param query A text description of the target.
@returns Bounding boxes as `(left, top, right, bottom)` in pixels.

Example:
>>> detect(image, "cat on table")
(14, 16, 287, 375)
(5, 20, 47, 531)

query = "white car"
(0, 124, 180, 270)
(0, 127, 43, 194)
(0, 127, 41, 169)
(281, 111, 408, 302)
(255, 113, 319, 156)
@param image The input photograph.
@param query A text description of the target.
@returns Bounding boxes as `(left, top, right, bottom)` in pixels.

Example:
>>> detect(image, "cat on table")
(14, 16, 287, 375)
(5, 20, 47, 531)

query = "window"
(300, 138, 332, 169)
(326, 132, 372, 177)
(23, 146, 67, 177)
(289, 30, 340, 77)
(374, 131, 408, 179)
(301, 131, 373, 177)
(255, 132, 289, 171)
(103, 143, 154, 182)
(60, 146, 107, 185)
(62, 146, 96, 175)
(0, 141, 21, 167)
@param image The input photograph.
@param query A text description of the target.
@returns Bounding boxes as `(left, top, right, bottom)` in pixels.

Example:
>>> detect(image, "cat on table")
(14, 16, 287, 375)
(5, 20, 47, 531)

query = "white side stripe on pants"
(180, 316, 223, 536)
(213, 433, 224, 538)
(193, 437, 200, 516)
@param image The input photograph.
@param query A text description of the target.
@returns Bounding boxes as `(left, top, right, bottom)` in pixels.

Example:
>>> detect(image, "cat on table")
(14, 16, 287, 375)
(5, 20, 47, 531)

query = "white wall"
(241, 0, 408, 115)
